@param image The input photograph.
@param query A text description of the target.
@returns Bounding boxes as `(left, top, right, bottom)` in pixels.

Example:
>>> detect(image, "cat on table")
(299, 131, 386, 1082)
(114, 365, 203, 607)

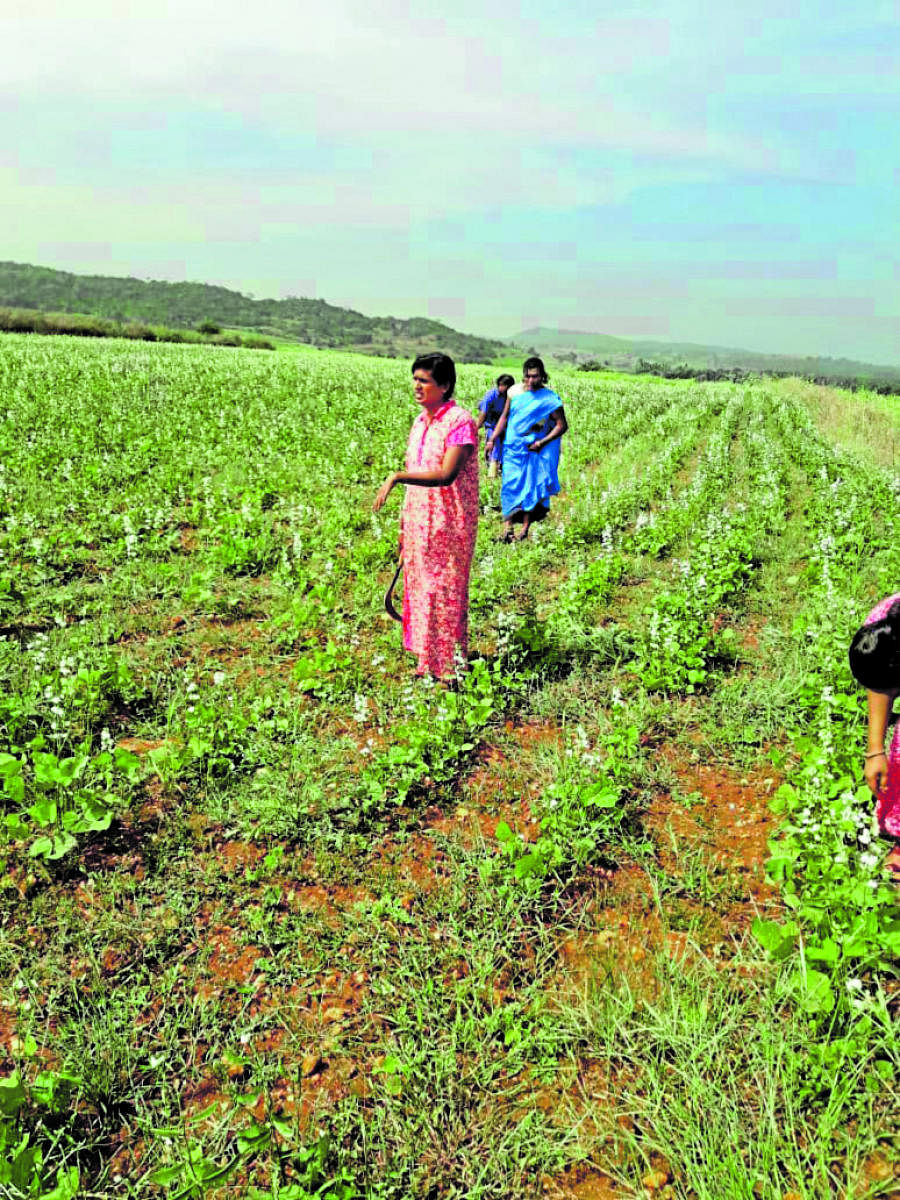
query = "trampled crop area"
(0, 335, 897, 1199)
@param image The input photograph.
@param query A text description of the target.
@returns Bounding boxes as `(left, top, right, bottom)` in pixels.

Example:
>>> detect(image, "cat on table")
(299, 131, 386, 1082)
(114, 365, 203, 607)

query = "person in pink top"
(374, 353, 479, 679)
(848, 593, 900, 874)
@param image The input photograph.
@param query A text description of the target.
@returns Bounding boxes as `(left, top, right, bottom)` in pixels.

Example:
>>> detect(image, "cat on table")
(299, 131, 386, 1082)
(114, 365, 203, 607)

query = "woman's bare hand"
(374, 474, 397, 512)
(865, 751, 889, 794)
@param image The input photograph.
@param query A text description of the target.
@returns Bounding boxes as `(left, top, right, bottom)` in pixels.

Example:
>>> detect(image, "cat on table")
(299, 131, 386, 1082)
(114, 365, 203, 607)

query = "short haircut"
(496, 374, 515, 388)
(412, 352, 456, 400)
(849, 599, 900, 691)
(523, 356, 549, 384)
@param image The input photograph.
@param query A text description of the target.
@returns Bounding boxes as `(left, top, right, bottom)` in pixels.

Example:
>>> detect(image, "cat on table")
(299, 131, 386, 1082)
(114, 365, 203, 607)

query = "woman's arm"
(374, 444, 473, 512)
(864, 688, 897, 794)
(474, 410, 487, 431)
(486, 394, 512, 449)
(528, 406, 568, 453)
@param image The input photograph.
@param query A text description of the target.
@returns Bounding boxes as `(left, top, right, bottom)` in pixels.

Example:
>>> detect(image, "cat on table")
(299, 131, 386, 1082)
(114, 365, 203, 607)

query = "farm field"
(0, 334, 898, 1199)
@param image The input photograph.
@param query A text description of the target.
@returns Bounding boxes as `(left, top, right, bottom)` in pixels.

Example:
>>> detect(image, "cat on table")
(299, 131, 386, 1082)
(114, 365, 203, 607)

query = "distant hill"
(514, 326, 900, 384)
(0, 262, 505, 364)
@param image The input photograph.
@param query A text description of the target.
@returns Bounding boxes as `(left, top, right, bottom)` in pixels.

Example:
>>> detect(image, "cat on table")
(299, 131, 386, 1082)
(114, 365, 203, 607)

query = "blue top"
(479, 387, 507, 463)
(479, 388, 506, 428)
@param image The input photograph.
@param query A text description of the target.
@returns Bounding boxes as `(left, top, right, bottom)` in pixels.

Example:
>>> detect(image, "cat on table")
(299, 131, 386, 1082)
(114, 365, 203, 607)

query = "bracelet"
(865, 750, 887, 759)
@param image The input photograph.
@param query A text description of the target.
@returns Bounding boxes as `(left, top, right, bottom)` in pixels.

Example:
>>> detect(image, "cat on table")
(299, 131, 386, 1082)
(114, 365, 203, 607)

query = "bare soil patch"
(653, 751, 780, 907)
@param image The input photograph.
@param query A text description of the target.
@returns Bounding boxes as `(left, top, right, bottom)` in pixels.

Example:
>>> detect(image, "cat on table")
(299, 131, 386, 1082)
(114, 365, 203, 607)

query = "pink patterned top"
(864, 593, 900, 838)
(401, 401, 479, 678)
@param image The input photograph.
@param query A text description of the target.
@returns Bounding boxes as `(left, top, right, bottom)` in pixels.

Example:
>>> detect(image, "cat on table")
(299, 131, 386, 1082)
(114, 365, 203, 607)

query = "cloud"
(0, 1, 809, 176)
(2, 0, 897, 361)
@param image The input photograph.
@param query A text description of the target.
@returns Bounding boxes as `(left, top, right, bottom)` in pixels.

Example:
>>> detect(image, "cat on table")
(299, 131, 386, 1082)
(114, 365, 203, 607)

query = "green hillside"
(515, 325, 900, 384)
(0, 262, 505, 363)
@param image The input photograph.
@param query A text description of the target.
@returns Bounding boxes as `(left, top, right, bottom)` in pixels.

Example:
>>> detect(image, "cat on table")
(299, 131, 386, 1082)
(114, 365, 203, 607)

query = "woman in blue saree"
(487, 357, 568, 541)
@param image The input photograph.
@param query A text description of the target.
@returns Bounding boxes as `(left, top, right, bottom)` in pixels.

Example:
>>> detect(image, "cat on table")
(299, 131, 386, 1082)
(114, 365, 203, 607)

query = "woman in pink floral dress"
(374, 354, 479, 679)
(849, 593, 900, 873)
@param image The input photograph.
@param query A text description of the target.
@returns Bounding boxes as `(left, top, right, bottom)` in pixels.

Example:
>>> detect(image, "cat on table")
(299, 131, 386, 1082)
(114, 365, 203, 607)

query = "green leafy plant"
(1, 740, 141, 860)
(0, 1071, 80, 1200)
(495, 725, 637, 888)
(147, 1107, 356, 1200)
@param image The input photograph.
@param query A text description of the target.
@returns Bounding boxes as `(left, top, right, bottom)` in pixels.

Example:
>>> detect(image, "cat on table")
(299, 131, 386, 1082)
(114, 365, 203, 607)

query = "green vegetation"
(0, 335, 897, 1197)
(0, 262, 505, 363)
(0, 305, 275, 351)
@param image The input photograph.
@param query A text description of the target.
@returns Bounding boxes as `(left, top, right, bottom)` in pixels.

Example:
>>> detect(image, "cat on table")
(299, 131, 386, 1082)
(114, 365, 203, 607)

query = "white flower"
(212, 671, 226, 686)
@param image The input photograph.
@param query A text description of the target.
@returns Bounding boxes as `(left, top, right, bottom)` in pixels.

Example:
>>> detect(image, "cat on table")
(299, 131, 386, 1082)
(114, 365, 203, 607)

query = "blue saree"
(500, 386, 563, 519)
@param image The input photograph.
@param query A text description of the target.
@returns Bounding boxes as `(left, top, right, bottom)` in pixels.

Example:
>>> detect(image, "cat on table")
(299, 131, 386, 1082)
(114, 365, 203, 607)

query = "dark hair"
(849, 600, 900, 691)
(523, 356, 549, 384)
(412, 353, 456, 400)
(496, 374, 515, 388)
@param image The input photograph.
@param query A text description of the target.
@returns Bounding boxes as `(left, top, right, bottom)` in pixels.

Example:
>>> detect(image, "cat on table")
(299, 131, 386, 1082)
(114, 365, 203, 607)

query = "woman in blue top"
(487, 357, 568, 541)
(475, 374, 515, 479)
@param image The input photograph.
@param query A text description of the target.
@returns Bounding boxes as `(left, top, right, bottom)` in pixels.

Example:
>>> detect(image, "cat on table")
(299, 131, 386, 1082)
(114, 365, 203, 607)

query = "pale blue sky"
(2, 0, 898, 361)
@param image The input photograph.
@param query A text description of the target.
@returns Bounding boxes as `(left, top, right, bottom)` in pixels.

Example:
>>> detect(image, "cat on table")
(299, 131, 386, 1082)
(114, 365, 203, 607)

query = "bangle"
(865, 750, 887, 759)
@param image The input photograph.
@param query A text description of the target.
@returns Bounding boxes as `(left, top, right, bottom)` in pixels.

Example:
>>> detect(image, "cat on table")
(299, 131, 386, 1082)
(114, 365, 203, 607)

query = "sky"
(2, 0, 898, 362)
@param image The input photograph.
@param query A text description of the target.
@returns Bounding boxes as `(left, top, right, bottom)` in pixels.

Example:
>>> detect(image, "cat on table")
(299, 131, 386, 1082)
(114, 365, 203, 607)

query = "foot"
(498, 524, 513, 543)
(515, 524, 530, 541)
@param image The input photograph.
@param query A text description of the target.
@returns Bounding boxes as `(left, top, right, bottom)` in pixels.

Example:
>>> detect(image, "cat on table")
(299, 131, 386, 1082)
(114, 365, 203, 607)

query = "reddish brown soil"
(547, 1159, 677, 1199)
(546, 1164, 621, 1198)
(0, 1004, 19, 1062)
(178, 523, 199, 553)
(7, 703, 798, 1188)
(856, 1152, 900, 1195)
(652, 752, 781, 909)
(115, 737, 166, 757)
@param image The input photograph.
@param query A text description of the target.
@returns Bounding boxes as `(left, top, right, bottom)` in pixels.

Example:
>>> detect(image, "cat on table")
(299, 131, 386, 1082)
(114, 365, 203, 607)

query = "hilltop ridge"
(513, 325, 900, 382)
(4, 261, 898, 383)
(0, 262, 506, 363)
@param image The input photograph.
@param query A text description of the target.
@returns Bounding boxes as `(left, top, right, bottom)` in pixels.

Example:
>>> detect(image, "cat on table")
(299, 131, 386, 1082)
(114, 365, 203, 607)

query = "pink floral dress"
(401, 401, 478, 678)
(865, 593, 900, 838)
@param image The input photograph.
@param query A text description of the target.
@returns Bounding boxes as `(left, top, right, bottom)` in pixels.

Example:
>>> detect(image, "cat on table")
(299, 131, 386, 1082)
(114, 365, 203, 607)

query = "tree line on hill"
(575, 356, 900, 395)
(0, 306, 275, 350)
(521, 326, 900, 389)
(0, 262, 505, 363)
